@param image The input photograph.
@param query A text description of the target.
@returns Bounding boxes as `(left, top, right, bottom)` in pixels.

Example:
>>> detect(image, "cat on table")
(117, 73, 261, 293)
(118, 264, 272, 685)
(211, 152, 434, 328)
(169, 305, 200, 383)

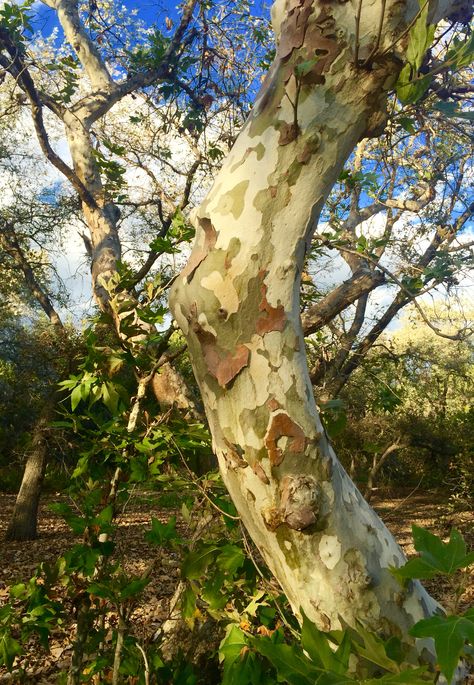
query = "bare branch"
(302, 270, 385, 336)
(0, 224, 64, 328)
(0, 30, 98, 211)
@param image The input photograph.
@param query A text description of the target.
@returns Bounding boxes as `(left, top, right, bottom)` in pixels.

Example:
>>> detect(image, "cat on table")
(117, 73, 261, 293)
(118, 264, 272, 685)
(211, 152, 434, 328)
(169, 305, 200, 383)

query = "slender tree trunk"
(364, 442, 406, 503)
(170, 0, 461, 660)
(5, 410, 50, 541)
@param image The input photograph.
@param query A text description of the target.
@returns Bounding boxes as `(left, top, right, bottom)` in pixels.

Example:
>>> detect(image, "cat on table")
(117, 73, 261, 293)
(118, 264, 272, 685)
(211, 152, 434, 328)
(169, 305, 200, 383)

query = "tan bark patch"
(252, 461, 270, 484)
(181, 218, 217, 282)
(264, 412, 306, 466)
(278, 0, 313, 60)
(278, 121, 300, 145)
(214, 345, 250, 387)
(267, 398, 282, 412)
(256, 279, 286, 335)
(191, 312, 250, 387)
(223, 438, 248, 469)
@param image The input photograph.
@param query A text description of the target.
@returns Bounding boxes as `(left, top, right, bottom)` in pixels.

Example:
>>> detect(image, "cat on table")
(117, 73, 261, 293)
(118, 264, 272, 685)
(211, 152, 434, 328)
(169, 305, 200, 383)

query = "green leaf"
(144, 516, 179, 547)
(398, 117, 416, 134)
(220, 625, 261, 685)
(181, 584, 197, 627)
(410, 612, 474, 683)
(87, 582, 115, 601)
(251, 637, 353, 685)
(71, 384, 82, 411)
(216, 544, 245, 574)
(181, 543, 220, 580)
(405, 2, 435, 69)
(119, 577, 150, 600)
(396, 1, 436, 104)
(201, 573, 227, 611)
(243, 590, 268, 618)
(362, 668, 429, 684)
(95, 503, 114, 526)
(434, 101, 474, 121)
(0, 631, 22, 670)
(301, 613, 344, 672)
(149, 236, 179, 254)
(350, 622, 400, 673)
(391, 527, 474, 583)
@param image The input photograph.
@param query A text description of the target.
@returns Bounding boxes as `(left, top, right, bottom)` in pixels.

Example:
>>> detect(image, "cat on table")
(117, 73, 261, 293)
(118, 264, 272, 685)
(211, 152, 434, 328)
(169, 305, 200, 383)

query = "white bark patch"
(319, 535, 342, 570)
(244, 337, 272, 407)
(321, 481, 335, 504)
(173, 303, 189, 335)
(210, 126, 280, 253)
(200, 271, 240, 316)
(268, 356, 296, 402)
(197, 313, 217, 337)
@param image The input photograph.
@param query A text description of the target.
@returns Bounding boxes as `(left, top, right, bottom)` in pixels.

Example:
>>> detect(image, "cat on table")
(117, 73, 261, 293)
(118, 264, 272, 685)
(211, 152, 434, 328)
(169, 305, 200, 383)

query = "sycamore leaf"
(410, 612, 474, 683)
(181, 543, 220, 579)
(396, 1, 436, 104)
(301, 612, 348, 674)
(391, 526, 474, 583)
(0, 632, 22, 670)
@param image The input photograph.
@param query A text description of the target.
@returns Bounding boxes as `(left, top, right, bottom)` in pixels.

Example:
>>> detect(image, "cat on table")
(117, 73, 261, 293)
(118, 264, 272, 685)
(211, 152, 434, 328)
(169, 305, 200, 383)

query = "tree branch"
(0, 224, 64, 328)
(302, 270, 385, 336)
(0, 29, 98, 211)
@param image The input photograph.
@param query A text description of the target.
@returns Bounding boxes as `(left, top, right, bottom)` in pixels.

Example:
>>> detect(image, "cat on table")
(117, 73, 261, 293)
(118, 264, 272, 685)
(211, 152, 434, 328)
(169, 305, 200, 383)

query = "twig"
(382, 476, 424, 520)
(136, 644, 150, 685)
(353, 0, 364, 66)
(170, 436, 241, 521)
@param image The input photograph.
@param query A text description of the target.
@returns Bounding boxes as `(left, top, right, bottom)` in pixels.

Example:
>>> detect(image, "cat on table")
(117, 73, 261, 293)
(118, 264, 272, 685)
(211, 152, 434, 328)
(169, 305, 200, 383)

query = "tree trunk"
(5, 412, 50, 541)
(170, 0, 460, 659)
(364, 442, 406, 503)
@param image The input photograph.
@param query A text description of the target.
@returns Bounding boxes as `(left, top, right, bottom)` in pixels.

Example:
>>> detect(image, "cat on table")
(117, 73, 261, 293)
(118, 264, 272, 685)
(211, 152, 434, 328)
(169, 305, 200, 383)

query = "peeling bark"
(170, 0, 462, 663)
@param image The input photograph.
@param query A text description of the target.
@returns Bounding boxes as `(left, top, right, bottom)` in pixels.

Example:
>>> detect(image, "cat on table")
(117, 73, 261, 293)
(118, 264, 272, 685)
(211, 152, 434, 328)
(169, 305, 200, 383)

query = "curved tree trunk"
(364, 441, 406, 503)
(170, 0, 462, 663)
(5, 411, 50, 541)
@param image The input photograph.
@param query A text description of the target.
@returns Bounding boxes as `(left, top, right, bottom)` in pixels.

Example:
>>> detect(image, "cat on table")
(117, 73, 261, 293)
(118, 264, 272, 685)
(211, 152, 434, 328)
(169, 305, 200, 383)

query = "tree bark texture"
(170, 0, 460, 657)
(5, 412, 50, 541)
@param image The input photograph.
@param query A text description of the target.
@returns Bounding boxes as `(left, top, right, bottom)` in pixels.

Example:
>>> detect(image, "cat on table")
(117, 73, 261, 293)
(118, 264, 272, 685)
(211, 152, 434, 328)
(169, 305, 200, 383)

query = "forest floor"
(0, 487, 472, 683)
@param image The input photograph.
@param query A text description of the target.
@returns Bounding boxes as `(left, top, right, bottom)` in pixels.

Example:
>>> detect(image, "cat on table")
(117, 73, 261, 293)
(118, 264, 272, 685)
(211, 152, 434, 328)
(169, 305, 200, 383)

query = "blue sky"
(30, 0, 270, 43)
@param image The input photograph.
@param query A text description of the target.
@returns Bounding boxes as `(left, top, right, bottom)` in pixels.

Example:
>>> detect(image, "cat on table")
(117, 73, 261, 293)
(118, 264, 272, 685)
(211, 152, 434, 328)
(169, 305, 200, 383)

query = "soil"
(0, 488, 472, 683)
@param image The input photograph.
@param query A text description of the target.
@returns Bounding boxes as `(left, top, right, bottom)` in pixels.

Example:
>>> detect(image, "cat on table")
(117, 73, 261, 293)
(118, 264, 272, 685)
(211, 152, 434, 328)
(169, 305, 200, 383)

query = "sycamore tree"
(1, 0, 473, 670)
(168, 0, 472, 663)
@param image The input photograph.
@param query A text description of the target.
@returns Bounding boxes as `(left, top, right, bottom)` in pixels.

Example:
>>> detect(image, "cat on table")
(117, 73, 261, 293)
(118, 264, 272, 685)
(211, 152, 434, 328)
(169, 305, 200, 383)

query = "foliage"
(218, 526, 474, 685)
(330, 306, 474, 496)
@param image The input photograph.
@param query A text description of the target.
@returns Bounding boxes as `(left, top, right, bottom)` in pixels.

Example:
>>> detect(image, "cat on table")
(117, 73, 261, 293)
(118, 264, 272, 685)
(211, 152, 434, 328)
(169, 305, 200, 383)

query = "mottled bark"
(170, 0, 461, 662)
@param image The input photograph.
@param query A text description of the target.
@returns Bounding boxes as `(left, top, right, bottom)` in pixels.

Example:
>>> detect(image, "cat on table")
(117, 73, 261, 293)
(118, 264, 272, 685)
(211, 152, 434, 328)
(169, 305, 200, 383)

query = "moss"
(239, 405, 270, 441)
(275, 526, 301, 569)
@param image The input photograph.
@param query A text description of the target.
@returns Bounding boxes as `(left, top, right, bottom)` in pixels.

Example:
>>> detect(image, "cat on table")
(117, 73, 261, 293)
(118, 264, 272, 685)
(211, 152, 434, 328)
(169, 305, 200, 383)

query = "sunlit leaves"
(0, 0, 33, 41)
(396, 1, 436, 104)
(391, 525, 474, 583)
